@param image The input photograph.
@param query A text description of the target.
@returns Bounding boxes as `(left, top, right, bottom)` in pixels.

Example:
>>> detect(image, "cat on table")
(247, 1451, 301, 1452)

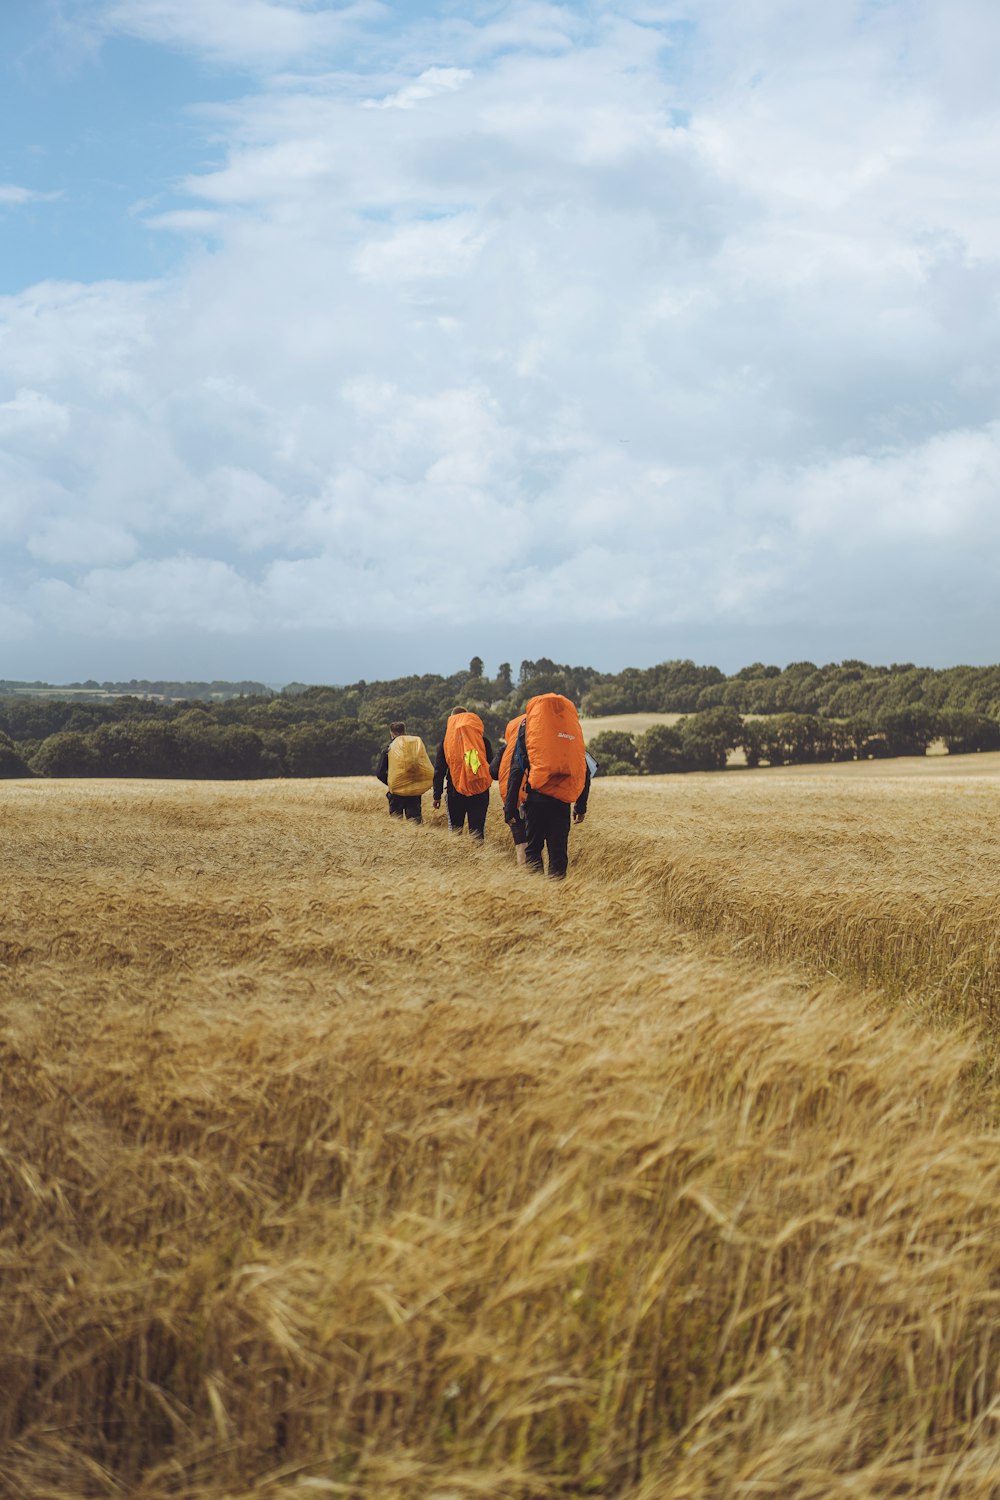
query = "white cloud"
(0, 388, 71, 441)
(36, 557, 259, 635)
(4, 0, 1000, 672)
(351, 214, 491, 283)
(28, 519, 140, 569)
(142, 208, 228, 234)
(0, 184, 60, 206)
(97, 0, 383, 69)
(772, 424, 1000, 547)
(197, 466, 296, 552)
(365, 66, 472, 111)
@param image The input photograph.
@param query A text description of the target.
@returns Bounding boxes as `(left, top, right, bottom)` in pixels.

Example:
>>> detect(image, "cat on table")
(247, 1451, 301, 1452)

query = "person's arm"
(504, 722, 528, 821)
(483, 736, 494, 774)
(573, 761, 592, 822)
(432, 741, 447, 804)
(505, 763, 524, 819)
(375, 747, 390, 786)
(489, 740, 506, 780)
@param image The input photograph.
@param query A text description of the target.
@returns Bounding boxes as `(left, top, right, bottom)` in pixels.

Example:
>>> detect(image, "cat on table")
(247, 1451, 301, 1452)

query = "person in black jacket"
(432, 707, 494, 839)
(503, 719, 591, 878)
(491, 719, 528, 864)
(375, 721, 428, 822)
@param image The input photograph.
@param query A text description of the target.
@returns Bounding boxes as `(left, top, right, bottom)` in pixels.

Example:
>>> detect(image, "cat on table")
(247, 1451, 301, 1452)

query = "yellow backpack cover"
(387, 735, 434, 796)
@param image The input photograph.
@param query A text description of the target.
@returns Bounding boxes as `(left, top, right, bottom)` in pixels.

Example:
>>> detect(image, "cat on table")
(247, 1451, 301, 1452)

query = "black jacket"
(503, 719, 591, 821)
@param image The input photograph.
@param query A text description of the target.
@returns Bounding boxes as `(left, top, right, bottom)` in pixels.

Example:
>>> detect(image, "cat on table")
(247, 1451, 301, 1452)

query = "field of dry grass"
(577, 712, 952, 766)
(603, 753, 1000, 1032)
(578, 711, 821, 766)
(3, 765, 1000, 1497)
(579, 712, 685, 738)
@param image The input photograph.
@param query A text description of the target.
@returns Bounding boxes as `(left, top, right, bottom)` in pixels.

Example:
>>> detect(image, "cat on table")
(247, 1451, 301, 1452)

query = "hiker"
(491, 713, 528, 864)
(433, 707, 493, 839)
(503, 693, 591, 878)
(376, 721, 434, 822)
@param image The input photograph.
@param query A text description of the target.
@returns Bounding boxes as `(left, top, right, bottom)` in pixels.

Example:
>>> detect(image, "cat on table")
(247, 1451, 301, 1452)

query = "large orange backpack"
(524, 693, 587, 803)
(443, 712, 493, 796)
(498, 714, 527, 805)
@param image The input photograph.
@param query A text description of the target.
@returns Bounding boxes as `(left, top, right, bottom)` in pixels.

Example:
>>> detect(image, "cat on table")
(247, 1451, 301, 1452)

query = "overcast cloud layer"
(2, 0, 1000, 681)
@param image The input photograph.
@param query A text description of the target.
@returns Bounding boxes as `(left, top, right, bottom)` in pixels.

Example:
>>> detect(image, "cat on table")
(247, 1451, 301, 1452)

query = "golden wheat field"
(579, 713, 686, 738)
(4, 761, 1000, 1499)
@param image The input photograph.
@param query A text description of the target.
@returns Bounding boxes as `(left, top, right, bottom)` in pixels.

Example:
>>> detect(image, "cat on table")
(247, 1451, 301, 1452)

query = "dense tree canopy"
(3, 656, 1000, 779)
(0, 731, 32, 778)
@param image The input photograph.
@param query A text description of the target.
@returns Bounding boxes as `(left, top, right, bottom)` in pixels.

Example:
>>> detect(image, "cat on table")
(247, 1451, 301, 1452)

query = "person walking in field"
(433, 707, 493, 839)
(491, 713, 528, 865)
(503, 693, 591, 878)
(376, 721, 434, 823)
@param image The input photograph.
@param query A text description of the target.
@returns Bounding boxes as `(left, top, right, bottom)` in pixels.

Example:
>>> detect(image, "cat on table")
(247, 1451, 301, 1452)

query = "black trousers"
(388, 792, 422, 822)
(446, 786, 489, 838)
(524, 791, 571, 877)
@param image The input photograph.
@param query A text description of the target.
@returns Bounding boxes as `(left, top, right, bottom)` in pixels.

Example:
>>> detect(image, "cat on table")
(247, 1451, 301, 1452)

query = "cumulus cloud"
(365, 66, 473, 111)
(772, 424, 1000, 547)
(0, 184, 61, 206)
(96, 0, 382, 69)
(3, 0, 1000, 675)
(0, 388, 71, 441)
(35, 557, 259, 636)
(27, 519, 140, 569)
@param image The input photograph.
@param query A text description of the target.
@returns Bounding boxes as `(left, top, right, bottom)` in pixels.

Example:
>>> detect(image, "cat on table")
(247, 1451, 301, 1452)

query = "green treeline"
(588, 706, 1000, 776)
(2, 656, 1000, 779)
(578, 657, 1000, 718)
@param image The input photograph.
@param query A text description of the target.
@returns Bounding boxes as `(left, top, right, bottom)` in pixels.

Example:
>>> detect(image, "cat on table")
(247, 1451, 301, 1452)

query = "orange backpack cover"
(524, 693, 587, 803)
(498, 714, 527, 805)
(443, 712, 493, 796)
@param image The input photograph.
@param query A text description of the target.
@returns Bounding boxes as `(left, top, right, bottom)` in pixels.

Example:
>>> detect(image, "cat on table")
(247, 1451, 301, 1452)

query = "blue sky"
(2, 25, 217, 289)
(2, 0, 1000, 683)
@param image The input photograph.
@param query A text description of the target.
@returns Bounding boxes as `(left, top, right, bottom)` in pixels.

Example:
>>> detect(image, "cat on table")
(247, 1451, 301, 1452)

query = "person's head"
(389, 721, 406, 737)
(451, 706, 468, 716)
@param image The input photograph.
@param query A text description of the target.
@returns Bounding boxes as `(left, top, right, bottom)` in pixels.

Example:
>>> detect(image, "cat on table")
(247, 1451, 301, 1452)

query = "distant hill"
(0, 679, 272, 703)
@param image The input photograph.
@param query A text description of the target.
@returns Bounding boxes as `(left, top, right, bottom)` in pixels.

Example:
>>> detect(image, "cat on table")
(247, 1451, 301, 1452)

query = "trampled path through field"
(6, 754, 1000, 1029)
(2, 777, 706, 1022)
